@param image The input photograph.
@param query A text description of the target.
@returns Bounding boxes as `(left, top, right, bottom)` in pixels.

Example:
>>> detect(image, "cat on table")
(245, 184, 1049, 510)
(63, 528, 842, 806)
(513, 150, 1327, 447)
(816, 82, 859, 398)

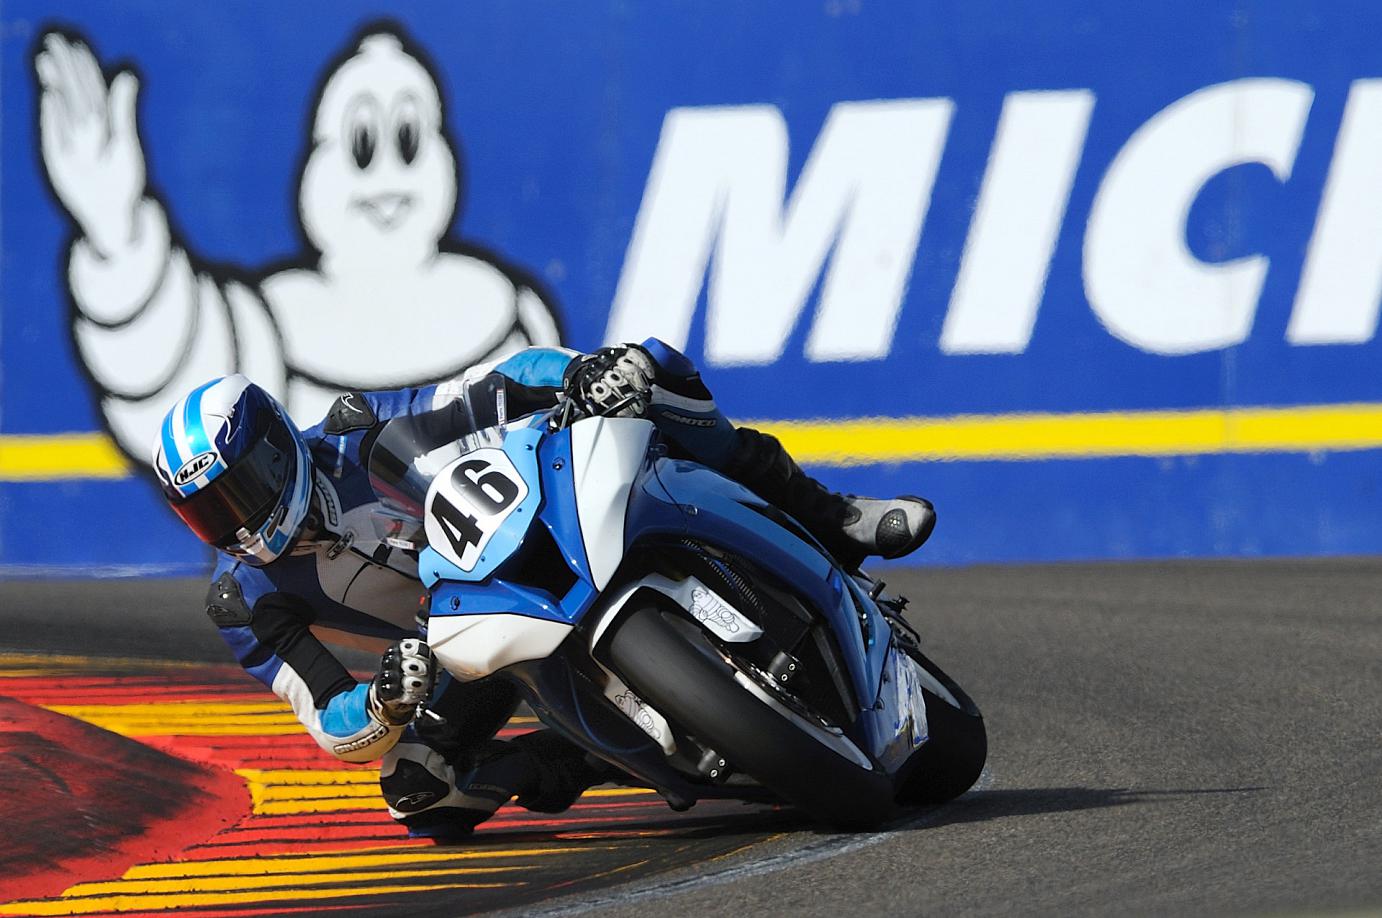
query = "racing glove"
(562, 344, 656, 419)
(368, 638, 437, 726)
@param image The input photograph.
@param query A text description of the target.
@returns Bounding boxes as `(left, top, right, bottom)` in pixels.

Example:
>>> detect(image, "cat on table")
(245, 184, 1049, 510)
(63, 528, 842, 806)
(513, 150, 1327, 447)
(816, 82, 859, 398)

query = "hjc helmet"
(152, 375, 313, 565)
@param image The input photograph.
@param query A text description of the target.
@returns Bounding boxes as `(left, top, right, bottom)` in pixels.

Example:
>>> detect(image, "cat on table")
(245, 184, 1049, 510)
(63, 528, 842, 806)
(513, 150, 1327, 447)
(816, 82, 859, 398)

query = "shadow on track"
(438, 805, 807, 848)
(920, 785, 1266, 829)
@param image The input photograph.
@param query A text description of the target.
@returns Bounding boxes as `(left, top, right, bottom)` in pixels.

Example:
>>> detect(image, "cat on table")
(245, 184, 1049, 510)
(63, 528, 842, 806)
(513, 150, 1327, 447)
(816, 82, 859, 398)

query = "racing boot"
(727, 427, 936, 570)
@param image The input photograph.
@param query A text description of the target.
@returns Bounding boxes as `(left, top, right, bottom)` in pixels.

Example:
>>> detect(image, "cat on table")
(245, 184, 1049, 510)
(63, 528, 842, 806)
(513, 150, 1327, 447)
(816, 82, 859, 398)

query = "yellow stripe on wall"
(0, 432, 129, 480)
(4, 401, 1382, 481)
(756, 401, 1382, 465)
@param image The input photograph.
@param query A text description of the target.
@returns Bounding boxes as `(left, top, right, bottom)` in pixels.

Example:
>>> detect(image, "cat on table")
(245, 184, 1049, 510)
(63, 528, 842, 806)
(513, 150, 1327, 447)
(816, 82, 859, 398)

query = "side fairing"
(427, 612, 574, 682)
(643, 460, 838, 597)
(641, 460, 859, 667)
(422, 418, 671, 682)
(630, 458, 901, 757)
(418, 424, 544, 588)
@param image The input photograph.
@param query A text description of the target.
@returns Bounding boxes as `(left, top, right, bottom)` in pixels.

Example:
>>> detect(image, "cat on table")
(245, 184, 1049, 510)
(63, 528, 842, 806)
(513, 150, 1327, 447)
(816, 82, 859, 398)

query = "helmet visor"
(170, 424, 297, 548)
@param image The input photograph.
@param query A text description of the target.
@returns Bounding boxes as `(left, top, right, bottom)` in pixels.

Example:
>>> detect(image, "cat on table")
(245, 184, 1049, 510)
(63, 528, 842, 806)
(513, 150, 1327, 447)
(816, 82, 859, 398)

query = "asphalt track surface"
(3, 557, 1381, 916)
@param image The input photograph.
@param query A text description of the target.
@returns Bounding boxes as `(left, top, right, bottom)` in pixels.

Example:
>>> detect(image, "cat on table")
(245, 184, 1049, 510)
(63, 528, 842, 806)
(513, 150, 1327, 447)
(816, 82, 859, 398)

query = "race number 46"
(424, 448, 529, 571)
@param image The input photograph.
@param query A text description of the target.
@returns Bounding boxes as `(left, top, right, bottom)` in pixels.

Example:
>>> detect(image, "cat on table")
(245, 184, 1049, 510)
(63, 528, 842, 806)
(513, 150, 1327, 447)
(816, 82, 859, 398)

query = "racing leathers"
(204, 337, 934, 837)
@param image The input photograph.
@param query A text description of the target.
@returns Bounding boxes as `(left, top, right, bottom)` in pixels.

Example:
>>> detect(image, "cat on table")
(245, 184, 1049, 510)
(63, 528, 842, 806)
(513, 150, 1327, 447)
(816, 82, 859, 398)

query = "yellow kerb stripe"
(46, 701, 295, 716)
(236, 768, 379, 786)
(232, 768, 658, 816)
(121, 845, 582, 879)
(6, 404, 1382, 482)
(43, 700, 301, 736)
(58, 865, 528, 897)
(0, 651, 208, 671)
(231, 770, 661, 792)
(0, 881, 508, 916)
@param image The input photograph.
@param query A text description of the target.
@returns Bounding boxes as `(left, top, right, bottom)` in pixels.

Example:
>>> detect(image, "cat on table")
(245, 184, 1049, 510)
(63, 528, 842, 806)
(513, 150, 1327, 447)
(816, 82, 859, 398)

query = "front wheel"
(607, 600, 895, 830)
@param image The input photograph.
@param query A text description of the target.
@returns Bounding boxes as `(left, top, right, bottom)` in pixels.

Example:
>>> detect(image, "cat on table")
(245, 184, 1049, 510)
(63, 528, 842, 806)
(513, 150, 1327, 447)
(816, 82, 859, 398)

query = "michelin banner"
(2, 0, 1381, 574)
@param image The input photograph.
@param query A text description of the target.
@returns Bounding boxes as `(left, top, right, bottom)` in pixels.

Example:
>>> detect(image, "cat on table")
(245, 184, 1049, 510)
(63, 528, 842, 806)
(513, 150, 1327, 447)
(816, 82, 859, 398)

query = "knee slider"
(380, 743, 455, 815)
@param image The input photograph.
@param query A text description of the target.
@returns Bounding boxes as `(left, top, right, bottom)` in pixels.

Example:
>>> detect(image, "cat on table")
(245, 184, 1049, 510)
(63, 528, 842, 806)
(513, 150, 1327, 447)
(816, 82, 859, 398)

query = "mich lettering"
(607, 100, 951, 365)
(610, 79, 1382, 362)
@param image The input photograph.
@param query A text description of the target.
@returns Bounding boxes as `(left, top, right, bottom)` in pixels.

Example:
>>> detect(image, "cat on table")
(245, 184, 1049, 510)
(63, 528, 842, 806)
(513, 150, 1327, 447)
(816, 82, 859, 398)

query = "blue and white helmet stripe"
(157, 376, 250, 497)
(154, 374, 314, 566)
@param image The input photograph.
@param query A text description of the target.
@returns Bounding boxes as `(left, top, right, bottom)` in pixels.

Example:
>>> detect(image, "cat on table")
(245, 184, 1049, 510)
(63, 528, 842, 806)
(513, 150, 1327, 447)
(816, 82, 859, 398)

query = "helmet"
(152, 375, 313, 565)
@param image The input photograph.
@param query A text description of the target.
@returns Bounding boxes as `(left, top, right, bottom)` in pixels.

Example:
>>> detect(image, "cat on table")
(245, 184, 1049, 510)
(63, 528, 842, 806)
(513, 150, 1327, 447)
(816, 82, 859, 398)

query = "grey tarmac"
(3, 556, 1379, 916)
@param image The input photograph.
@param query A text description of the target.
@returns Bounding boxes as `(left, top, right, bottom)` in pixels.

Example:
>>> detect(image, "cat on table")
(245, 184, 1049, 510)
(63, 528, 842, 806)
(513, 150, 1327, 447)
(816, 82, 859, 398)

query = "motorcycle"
(365, 403, 986, 829)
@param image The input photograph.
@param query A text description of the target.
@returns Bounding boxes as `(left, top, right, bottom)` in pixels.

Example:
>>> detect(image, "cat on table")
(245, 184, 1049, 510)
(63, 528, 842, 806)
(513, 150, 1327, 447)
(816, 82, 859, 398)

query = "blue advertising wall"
(2, 1, 1381, 574)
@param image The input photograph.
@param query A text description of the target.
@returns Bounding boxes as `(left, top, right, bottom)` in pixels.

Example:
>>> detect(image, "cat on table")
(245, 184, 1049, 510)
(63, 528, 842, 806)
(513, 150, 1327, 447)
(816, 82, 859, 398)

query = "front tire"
(607, 600, 894, 830)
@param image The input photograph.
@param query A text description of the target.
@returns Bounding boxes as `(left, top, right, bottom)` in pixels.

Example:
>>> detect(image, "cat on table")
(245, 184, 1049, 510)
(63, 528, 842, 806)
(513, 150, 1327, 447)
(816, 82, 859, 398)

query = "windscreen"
(368, 418, 456, 521)
(365, 408, 517, 520)
(365, 397, 560, 557)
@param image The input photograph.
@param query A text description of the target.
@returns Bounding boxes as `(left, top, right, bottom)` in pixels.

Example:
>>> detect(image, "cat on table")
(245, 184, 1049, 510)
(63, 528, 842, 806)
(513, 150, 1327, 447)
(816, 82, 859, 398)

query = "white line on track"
(523, 766, 996, 917)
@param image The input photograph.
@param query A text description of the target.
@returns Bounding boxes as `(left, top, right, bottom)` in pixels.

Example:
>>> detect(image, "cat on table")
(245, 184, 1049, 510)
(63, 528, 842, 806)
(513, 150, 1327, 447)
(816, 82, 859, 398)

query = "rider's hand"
(563, 344, 656, 419)
(368, 638, 436, 726)
(35, 32, 146, 258)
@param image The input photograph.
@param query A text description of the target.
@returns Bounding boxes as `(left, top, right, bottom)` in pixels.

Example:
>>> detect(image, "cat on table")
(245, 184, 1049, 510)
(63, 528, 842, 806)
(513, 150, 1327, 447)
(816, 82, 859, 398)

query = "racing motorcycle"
(366, 404, 986, 829)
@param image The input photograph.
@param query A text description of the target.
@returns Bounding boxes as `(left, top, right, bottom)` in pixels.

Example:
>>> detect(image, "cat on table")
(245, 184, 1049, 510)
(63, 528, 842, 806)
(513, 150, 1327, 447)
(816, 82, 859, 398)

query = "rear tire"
(607, 600, 895, 830)
(893, 646, 987, 805)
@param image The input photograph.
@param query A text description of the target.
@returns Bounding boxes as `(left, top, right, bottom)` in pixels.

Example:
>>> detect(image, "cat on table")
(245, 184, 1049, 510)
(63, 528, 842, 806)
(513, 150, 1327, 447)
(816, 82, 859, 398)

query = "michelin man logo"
(689, 586, 740, 634)
(612, 690, 663, 742)
(34, 25, 561, 465)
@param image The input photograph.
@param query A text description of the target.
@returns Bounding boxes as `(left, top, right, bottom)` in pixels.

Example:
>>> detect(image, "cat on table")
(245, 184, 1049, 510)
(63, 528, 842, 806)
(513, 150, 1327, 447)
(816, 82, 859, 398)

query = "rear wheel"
(607, 600, 894, 830)
(893, 645, 987, 805)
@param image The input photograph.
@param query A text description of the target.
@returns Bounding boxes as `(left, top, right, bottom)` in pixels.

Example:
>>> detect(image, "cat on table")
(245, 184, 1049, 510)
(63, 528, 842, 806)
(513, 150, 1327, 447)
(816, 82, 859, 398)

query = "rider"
(153, 338, 935, 839)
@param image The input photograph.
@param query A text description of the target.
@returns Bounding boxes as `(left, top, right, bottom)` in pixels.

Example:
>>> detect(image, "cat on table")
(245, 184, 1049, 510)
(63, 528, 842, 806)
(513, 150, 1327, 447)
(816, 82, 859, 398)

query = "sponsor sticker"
(174, 451, 217, 486)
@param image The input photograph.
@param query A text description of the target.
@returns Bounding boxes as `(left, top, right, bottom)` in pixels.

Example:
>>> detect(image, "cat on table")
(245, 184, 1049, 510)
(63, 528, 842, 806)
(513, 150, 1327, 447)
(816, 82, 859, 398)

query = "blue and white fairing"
(628, 456, 931, 772)
(372, 411, 929, 773)
(367, 413, 676, 679)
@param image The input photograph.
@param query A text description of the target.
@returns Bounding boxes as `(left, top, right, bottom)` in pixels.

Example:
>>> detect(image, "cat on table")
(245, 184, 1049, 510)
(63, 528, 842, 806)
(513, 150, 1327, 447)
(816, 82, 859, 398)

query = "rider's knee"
(380, 741, 510, 837)
(380, 742, 455, 816)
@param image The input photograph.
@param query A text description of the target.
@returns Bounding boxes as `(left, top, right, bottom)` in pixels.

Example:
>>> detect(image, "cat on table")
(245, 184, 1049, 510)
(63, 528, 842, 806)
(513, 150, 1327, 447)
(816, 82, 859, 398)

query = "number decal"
(430, 493, 484, 558)
(453, 459, 520, 515)
(424, 448, 531, 572)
